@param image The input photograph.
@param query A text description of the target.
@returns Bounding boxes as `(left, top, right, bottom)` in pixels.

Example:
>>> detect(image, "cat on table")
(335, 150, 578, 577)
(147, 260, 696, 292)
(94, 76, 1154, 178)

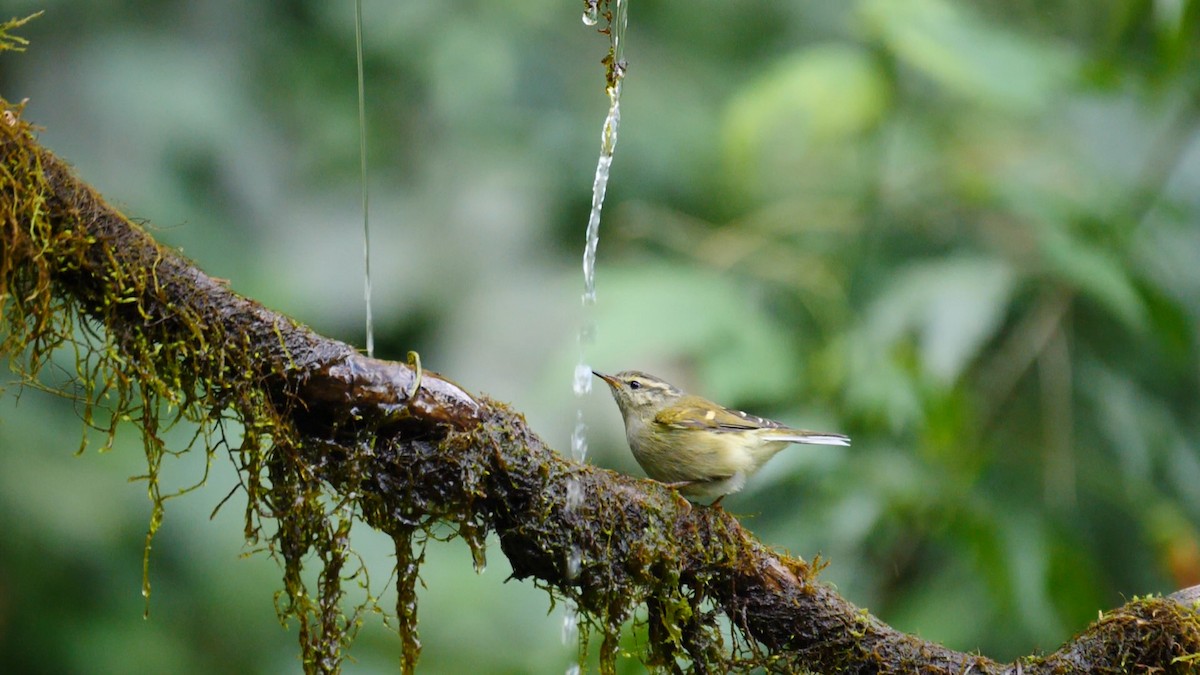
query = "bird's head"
(592, 370, 684, 420)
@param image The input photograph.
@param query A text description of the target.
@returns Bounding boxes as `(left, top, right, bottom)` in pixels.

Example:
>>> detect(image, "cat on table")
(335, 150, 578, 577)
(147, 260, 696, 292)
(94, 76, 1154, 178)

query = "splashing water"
(565, 327, 593, 655)
(566, 549, 583, 579)
(562, 610, 580, 643)
(565, 346, 592, 655)
(564, 356, 592, 655)
(572, 363, 593, 396)
(565, 2, 630, 670)
(565, 479, 584, 511)
(570, 410, 589, 461)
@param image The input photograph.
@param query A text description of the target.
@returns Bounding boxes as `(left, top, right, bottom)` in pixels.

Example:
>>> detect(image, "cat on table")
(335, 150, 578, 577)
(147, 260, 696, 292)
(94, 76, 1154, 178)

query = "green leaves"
(723, 44, 889, 196)
(860, 0, 1076, 111)
(586, 264, 801, 403)
(841, 257, 1015, 432)
(869, 256, 1016, 384)
(1034, 221, 1146, 331)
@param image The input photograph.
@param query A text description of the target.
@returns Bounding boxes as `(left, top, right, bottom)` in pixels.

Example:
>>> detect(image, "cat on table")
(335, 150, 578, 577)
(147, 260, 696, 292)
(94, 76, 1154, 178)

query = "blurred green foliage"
(2, 0, 1200, 672)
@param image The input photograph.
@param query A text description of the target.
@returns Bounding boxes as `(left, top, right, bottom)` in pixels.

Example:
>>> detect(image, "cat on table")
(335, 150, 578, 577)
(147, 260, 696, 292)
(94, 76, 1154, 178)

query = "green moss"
(1027, 596, 1200, 674)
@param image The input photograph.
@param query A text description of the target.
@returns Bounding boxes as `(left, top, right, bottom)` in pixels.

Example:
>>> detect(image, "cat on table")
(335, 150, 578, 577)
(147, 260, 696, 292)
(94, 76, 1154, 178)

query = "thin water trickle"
(580, 0, 627, 305)
(353, 0, 374, 358)
(580, 96, 619, 306)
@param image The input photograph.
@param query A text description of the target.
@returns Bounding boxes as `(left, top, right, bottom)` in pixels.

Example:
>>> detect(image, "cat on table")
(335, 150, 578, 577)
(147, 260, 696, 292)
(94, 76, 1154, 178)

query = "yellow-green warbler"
(594, 370, 849, 502)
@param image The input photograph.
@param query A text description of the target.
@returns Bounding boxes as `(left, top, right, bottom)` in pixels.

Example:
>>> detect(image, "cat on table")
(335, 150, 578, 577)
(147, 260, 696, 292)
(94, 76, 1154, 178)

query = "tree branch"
(2, 100, 1199, 673)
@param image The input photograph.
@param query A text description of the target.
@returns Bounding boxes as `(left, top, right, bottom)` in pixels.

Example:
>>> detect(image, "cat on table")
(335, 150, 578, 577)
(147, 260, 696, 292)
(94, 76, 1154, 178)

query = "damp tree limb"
(3, 104, 1200, 674)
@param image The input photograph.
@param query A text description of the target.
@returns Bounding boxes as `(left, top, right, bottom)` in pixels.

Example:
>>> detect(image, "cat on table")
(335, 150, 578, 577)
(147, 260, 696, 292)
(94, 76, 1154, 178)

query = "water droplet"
(566, 480, 584, 510)
(571, 433, 586, 457)
(566, 549, 583, 580)
(570, 413, 588, 462)
(578, 320, 597, 345)
(573, 363, 593, 396)
(562, 611, 579, 643)
(581, 0, 599, 26)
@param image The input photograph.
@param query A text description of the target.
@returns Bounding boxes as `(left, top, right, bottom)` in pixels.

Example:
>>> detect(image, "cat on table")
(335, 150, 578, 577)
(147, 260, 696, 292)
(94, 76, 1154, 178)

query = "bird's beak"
(592, 370, 619, 388)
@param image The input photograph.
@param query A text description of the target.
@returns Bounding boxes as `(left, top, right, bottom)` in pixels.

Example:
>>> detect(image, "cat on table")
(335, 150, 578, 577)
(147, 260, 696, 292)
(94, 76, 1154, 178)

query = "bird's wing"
(653, 398, 780, 432)
(654, 398, 851, 446)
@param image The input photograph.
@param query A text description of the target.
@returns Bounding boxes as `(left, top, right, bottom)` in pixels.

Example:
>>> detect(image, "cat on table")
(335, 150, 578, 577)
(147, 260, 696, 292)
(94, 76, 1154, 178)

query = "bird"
(593, 370, 849, 502)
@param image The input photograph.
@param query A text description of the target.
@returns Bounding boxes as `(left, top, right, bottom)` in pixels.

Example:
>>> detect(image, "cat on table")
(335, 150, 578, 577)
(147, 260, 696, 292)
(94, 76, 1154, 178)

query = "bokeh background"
(3, 0, 1200, 672)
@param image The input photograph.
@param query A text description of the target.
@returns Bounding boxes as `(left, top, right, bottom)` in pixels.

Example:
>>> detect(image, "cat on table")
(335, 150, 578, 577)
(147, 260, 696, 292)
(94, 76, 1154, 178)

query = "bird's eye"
(629, 380, 641, 390)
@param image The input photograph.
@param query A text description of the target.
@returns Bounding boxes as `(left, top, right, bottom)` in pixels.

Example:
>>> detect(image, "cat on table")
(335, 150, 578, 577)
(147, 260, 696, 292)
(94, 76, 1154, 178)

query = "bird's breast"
(625, 423, 756, 484)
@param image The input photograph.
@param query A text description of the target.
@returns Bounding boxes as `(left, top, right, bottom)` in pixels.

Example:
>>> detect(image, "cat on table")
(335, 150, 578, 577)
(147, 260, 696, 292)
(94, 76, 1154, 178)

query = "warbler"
(594, 370, 849, 501)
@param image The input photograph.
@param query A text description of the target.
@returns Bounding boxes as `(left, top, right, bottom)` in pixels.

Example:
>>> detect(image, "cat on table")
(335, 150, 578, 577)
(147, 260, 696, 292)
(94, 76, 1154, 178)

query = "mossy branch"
(2, 101, 1200, 673)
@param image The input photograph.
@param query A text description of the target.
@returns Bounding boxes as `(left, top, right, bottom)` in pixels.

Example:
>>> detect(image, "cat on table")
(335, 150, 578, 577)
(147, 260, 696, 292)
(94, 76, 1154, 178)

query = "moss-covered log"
(3, 97, 1200, 673)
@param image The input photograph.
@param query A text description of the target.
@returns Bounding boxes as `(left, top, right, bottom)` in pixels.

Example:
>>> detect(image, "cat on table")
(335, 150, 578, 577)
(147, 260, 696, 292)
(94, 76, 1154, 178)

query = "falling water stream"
(565, 1, 628, 672)
(358, 1, 629, 668)
(349, 2, 634, 670)
(354, 0, 374, 357)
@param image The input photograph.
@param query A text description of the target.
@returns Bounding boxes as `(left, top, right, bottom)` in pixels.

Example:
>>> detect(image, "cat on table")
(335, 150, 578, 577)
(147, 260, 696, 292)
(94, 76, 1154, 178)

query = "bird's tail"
(771, 431, 851, 447)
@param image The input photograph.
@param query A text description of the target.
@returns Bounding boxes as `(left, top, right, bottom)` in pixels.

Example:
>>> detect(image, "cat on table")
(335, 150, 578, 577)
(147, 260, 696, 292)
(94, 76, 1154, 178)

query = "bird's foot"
(650, 480, 696, 511)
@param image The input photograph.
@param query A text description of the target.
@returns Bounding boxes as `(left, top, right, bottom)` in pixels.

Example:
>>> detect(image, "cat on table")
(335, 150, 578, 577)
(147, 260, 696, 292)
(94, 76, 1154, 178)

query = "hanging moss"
(0, 95, 374, 672)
